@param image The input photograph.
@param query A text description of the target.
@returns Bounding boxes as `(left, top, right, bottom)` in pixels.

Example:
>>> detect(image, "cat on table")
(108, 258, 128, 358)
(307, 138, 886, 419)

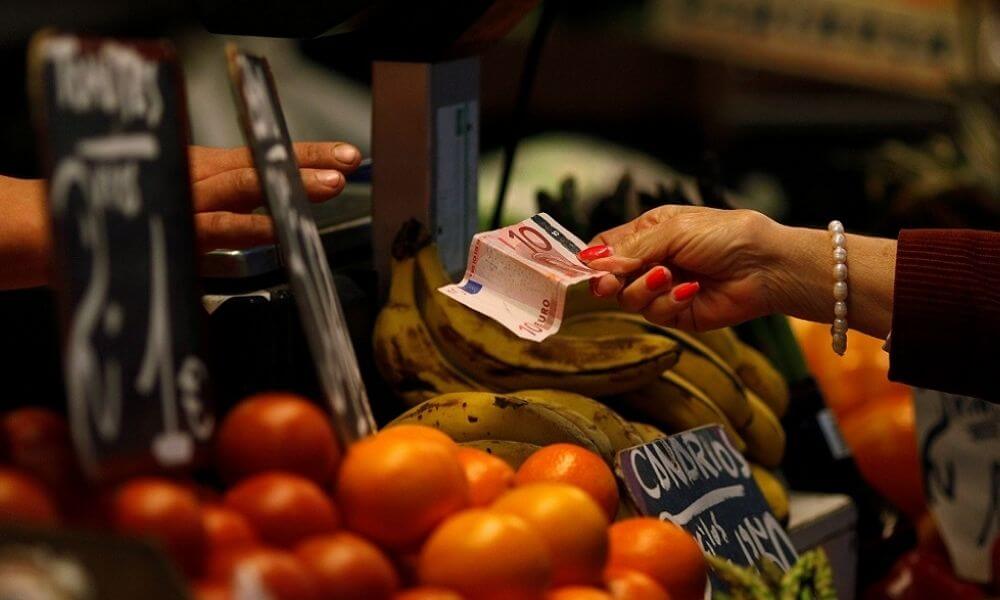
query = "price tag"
(29, 34, 214, 480)
(618, 425, 797, 591)
(914, 388, 1000, 583)
(225, 45, 375, 444)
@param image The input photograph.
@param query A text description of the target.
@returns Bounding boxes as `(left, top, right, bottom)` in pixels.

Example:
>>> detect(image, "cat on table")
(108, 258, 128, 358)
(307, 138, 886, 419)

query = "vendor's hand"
(0, 141, 361, 290)
(579, 205, 896, 338)
(579, 206, 780, 331)
(188, 141, 361, 250)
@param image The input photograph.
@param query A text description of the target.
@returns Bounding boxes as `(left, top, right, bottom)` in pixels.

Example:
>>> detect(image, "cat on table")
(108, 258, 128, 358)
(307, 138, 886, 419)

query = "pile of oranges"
(0, 392, 709, 600)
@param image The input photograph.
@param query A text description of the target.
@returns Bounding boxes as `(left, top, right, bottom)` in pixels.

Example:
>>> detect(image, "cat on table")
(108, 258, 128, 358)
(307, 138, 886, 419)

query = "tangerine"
(295, 532, 399, 600)
(516, 444, 619, 520)
(0, 467, 58, 526)
(419, 509, 551, 600)
(201, 504, 258, 556)
(492, 483, 608, 586)
(839, 393, 924, 518)
(546, 587, 613, 600)
(225, 472, 338, 548)
(111, 477, 204, 576)
(393, 587, 465, 600)
(377, 425, 458, 451)
(215, 392, 340, 486)
(606, 518, 705, 600)
(224, 547, 319, 600)
(604, 568, 671, 600)
(191, 580, 232, 600)
(337, 434, 468, 550)
(457, 447, 515, 506)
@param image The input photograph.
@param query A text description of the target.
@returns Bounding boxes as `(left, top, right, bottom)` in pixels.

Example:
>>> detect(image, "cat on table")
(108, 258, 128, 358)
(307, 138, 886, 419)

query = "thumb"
(615, 223, 676, 264)
(586, 223, 675, 275)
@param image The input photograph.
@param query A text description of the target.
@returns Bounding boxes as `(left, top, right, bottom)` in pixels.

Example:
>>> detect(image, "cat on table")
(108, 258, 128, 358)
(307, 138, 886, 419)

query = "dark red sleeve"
(888, 229, 1000, 400)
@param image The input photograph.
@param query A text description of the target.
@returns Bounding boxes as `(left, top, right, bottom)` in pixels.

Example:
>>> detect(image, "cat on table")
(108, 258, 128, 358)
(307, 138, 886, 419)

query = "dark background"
(0, 0, 989, 406)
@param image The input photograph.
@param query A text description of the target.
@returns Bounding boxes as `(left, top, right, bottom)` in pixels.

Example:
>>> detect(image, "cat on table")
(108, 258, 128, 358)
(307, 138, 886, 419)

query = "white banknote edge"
(439, 282, 564, 341)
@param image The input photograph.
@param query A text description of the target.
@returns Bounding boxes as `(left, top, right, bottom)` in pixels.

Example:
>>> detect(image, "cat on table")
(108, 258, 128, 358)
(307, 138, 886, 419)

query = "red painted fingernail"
(645, 267, 670, 291)
(673, 282, 701, 301)
(578, 245, 611, 261)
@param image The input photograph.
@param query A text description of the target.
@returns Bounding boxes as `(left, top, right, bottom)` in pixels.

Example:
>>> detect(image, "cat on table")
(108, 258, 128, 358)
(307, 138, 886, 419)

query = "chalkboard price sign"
(225, 46, 375, 444)
(29, 34, 214, 480)
(619, 425, 797, 590)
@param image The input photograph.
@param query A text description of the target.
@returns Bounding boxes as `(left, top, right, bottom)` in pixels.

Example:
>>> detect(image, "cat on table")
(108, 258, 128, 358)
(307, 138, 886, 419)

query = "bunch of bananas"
(373, 223, 681, 406)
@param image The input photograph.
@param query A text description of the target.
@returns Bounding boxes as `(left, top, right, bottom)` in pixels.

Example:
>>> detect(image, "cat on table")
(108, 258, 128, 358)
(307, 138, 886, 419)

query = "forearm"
(767, 224, 896, 339)
(0, 176, 51, 290)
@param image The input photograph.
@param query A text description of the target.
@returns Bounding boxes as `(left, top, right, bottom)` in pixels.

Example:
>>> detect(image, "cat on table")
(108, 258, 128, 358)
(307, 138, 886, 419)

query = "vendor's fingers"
(299, 168, 347, 199)
(639, 282, 701, 327)
(192, 167, 345, 213)
(590, 273, 623, 298)
(618, 266, 673, 312)
(195, 212, 274, 252)
(189, 142, 362, 181)
(292, 141, 362, 171)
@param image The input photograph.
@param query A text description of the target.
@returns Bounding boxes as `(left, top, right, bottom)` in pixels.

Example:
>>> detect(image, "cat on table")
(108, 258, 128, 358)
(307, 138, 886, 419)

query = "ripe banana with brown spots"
(630, 421, 668, 443)
(459, 440, 541, 469)
(751, 463, 790, 524)
(372, 252, 484, 406)
(562, 311, 751, 428)
(513, 389, 644, 453)
(614, 371, 748, 453)
(739, 391, 786, 468)
(734, 343, 790, 418)
(387, 392, 605, 458)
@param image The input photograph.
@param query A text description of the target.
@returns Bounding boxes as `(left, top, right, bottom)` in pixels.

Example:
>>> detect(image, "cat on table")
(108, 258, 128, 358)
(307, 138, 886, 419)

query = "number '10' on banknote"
(438, 214, 605, 341)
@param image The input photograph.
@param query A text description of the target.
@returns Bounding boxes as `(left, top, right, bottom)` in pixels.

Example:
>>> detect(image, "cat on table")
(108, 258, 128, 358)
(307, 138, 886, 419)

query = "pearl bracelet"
(828, 220, 848, 355)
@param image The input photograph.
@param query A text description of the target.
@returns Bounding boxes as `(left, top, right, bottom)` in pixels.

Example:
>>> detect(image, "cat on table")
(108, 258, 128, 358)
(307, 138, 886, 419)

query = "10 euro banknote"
(438, 214, 606, 341)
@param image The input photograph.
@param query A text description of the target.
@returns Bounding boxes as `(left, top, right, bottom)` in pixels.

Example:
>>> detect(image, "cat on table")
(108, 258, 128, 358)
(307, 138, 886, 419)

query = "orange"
(789, 318, 909, 418)
(492, 483, 608, 586)
(377, 425, 458, 452)
(516, 444, 619, 520)
(546, 587, 613, 600)
(839, 393, 925, 518)
(394, 588, 464, 600)
(191, 580, 232, 600)
(295, 532, 399, 600)
(215, 392, 340, 486)
(0, 468, 59, 526)
(604, 568, 671, 600)
(337, 434, 468, 551)
(607, 518, 705, 600)
(224, 547, 319, 600)
(419, 509, 551, 600)
(457, 447, 515, 506)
